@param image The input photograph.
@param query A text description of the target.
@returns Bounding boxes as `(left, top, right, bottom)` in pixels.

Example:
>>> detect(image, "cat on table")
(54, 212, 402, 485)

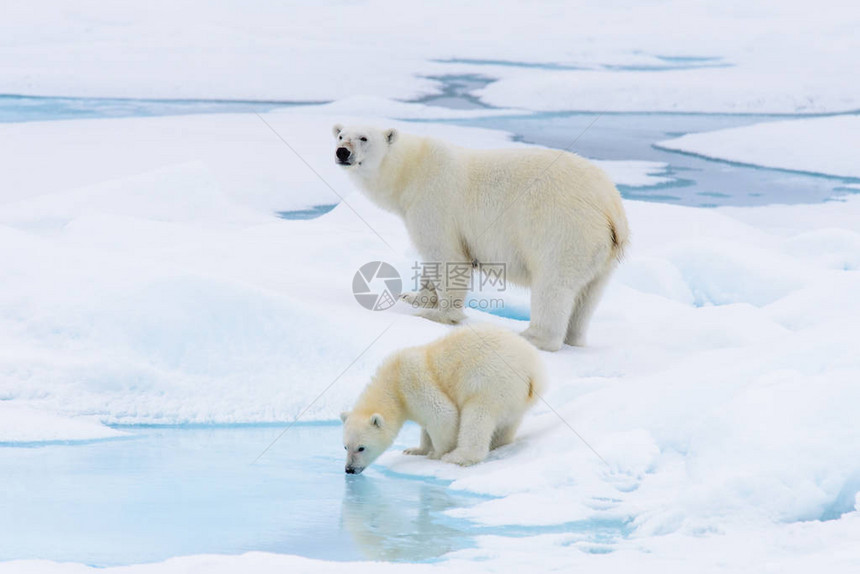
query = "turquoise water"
(0, 424, 484, 565)
(0, 425, 628, 565)
(276, 204, 338, 220)
(0, 94, 321, 123)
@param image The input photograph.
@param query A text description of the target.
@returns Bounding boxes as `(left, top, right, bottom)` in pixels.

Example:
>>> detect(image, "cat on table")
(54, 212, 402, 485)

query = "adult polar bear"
(333, 125, 629, 351)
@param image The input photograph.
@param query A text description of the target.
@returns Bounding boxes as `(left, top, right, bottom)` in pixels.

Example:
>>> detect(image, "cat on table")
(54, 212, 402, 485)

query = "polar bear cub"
(340, 324, 545, 474)
(333, 124, 629, 352)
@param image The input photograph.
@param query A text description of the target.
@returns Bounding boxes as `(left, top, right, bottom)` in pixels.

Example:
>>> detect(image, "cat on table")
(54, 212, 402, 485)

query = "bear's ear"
(384, 128, 398, 145)
(370, 413, 385, 428)
(340, 411, 350, 423)
(332, 124, 344, 138)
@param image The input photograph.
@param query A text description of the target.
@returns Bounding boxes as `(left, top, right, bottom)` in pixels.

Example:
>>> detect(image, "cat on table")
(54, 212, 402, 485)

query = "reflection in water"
(341, 476, 471, 561)
(340, 473, 632, 561)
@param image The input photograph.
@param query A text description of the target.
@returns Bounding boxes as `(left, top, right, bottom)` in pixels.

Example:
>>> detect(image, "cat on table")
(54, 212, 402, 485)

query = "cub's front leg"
(403, 428, 432, 456)
(402, 384, 460, 459)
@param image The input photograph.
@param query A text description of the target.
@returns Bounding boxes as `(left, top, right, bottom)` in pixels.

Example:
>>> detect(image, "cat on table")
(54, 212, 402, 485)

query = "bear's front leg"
(440, 402, 495, 466)
(402, 230, 469, 323)
(403, 428, 432, 456)
(402, 267, 467, 324)
(424, 403, 459, 459)
(399, 275, 438, 310)
(417, 282, 467, 325)
(426, 419, 458, 459)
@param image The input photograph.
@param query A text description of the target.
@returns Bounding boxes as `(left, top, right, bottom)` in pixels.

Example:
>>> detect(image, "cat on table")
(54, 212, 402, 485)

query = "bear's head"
(340, 410, 393, 474)
(332, 124, 398, 173)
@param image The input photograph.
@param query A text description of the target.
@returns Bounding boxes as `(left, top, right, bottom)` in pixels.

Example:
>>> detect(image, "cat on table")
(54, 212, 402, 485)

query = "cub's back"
(422, 325, 544, 403)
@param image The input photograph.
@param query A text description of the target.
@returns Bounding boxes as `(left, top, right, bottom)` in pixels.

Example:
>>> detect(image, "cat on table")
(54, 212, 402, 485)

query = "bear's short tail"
(608, 206, 630, 262)
(526, 370, 547, 404)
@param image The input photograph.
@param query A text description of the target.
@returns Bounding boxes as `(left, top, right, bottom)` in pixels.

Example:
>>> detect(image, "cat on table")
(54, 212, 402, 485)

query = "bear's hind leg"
(441, 402, 496, 466)
(490, 416, 523, 450)
(404, 428, 433, 456)
(565, 266, 614, 347)
(522, 280, 582, 352)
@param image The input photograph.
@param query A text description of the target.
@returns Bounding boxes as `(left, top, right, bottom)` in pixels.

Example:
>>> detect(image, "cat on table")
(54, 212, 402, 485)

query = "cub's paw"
(399, 291, 438, 309)
(418, 308, 466, 325)
(403, 447, 430, 456)
(426, 450, 443, 460)
(441, 449, 484, 467)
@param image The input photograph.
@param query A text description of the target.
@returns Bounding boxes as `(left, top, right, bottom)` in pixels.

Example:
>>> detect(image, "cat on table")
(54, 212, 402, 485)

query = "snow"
(474, 66, 860, 114)
(0, 111, 672, 430)
(1, 108, 859, 571)
(0, 404, 124, 443)
(2, 1, 860, 113)
(657, 115, 860, 179)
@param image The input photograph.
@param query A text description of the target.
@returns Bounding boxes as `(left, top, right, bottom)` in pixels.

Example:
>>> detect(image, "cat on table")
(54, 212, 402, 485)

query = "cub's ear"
(340, 411, 350, 423)
(384, 128, 398, 145)
(370, 413, 385, 428)
(332, 124, 344, 138)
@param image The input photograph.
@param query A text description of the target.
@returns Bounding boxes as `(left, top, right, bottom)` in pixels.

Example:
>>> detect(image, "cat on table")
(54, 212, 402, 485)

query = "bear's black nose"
(345, 466, 356, 474)
(336, 147, 351, 162)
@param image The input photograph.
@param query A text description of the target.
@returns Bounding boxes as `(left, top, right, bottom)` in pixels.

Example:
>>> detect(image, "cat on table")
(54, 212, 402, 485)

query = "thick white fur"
(340, 324, 545, 472)
(333, 124, 630, 351)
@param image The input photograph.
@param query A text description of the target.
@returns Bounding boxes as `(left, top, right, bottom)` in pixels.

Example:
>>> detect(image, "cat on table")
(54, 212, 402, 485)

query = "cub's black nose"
(345, 466, 356, 474)
(336, 147, 351, 162)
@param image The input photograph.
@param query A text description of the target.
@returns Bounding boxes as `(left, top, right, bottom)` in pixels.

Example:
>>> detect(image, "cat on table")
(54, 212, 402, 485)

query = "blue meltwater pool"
(0, 424, 630, 566)
(0, 424, 491, 565)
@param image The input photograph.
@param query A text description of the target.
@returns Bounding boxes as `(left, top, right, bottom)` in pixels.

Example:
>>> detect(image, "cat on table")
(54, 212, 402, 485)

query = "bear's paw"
(418, 308, 466, 325)
(441, 449, 484, 467)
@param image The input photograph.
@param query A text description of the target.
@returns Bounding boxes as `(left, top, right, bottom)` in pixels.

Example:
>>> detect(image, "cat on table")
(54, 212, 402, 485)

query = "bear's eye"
(360, 137, 367, 142)
(357, 446, 365, 452)
(339, 136, 343, 140)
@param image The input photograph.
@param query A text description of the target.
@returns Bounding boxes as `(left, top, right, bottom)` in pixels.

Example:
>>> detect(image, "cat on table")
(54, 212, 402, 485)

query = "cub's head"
(340, 410, 390, 474)
(332, 124, 398, 173)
